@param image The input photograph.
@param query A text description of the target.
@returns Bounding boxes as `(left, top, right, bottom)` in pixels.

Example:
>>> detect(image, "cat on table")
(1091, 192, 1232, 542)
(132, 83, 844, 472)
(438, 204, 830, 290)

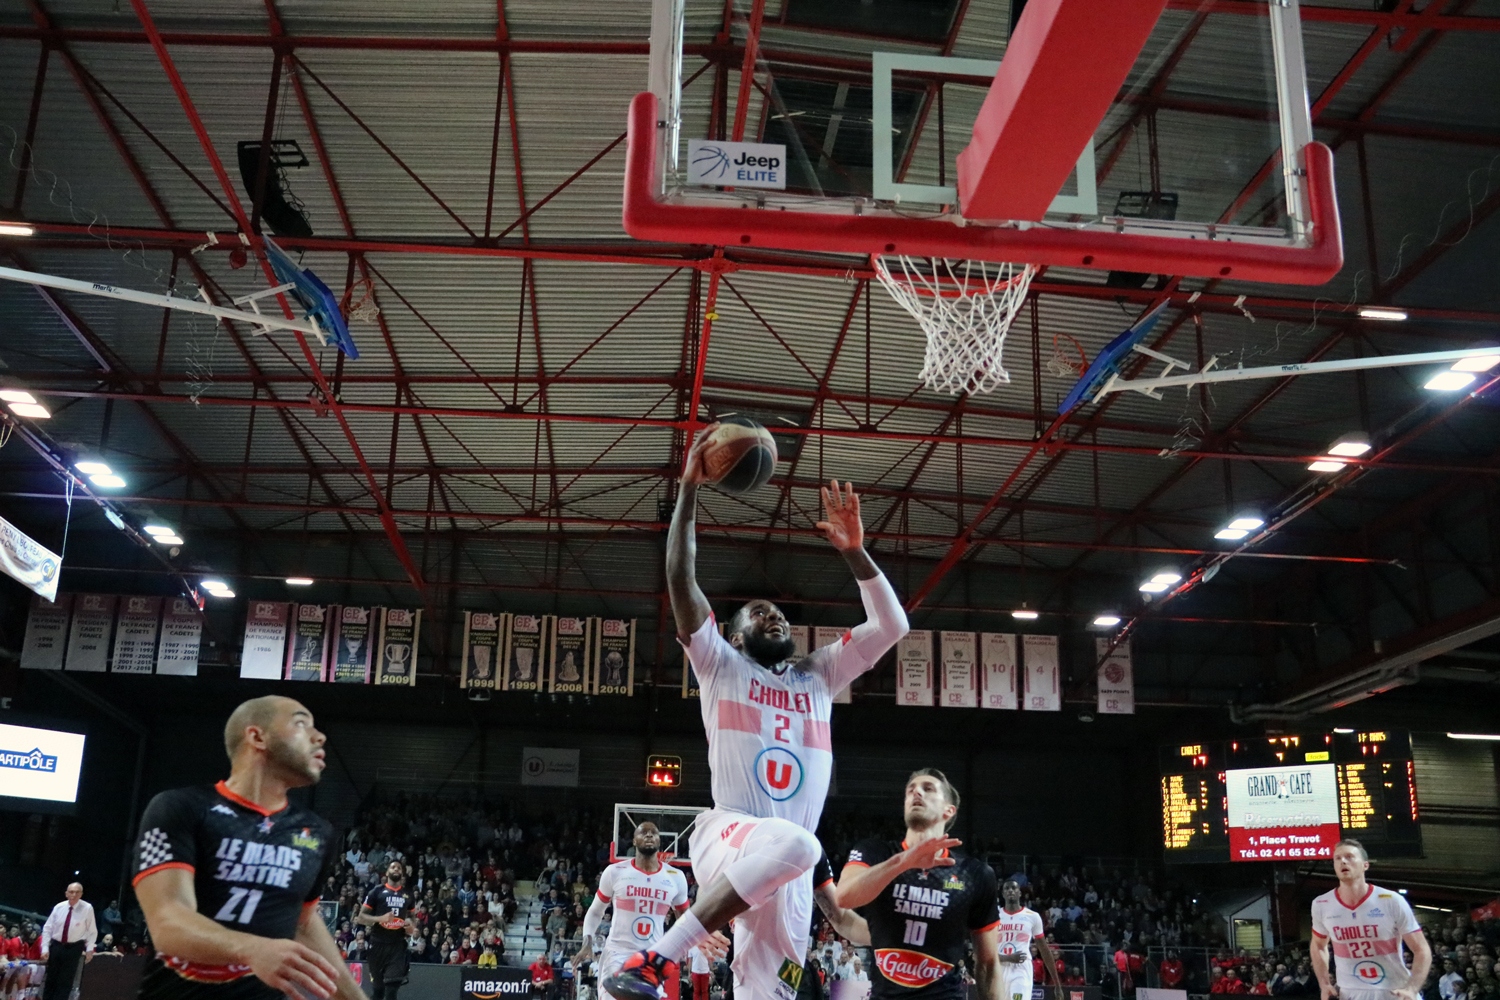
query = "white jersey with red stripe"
(995, 907, 1045, 960)
(1310, 884, 1421, 993)
(596, 858, 689, 960)
(684, 615, 876, 833)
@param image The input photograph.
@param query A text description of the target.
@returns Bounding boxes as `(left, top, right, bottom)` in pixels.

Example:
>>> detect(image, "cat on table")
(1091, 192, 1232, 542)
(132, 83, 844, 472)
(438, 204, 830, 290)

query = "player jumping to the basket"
(605, 437, 909, 1000)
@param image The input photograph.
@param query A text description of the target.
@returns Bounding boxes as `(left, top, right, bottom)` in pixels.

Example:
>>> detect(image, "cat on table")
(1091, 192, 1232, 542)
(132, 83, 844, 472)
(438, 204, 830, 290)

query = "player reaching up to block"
(1310, 840, 1430, 1000)
(834, 769, 1005, 1000)
(605, 438, 909, 1000)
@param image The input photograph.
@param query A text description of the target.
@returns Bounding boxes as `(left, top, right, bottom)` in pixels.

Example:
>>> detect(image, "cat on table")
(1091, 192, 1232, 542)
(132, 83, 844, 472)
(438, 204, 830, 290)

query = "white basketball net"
(874, 256, 1037, 396)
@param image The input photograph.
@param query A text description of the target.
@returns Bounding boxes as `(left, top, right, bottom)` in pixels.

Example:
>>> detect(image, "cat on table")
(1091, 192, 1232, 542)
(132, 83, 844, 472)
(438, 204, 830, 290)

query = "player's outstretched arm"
(135, 868, 341, 999)
(297, 905, 367, 1000)
(834, 837, 959, 910)
(813, 882, 869, 946)
(666, 429, 716, 641)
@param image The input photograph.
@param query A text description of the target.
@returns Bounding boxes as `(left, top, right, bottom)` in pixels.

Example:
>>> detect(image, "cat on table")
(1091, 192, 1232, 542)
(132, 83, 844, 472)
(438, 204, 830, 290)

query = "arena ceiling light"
(0, 222, 35, 237)
(285, 577, 314, 586)
(1, 388, 51, 419)
(74, 460, 111, 475)
(1092, 614, 1121, 628)
(1139, 570, 1182, 594)
(1450, 352, 1500, 372)
(1358, 306, 1407, 321)
(154, 534, 185, 546)
(1333, 727, 1354, 734)
(1215, 515, 1264, 541)
(1011, 605, 1038, 620)
(1424, 370, 1476, 391)
(1308, 458, 1348, 473)
(143, 524, 176, 537)
(201, 579, 234, 598)
(1446, 732, 1500, 741)
(1325, 435, 1371, 457)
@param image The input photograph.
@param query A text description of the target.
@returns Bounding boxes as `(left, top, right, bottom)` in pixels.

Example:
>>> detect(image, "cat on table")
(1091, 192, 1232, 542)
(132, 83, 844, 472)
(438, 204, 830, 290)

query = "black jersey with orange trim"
(132, 782, 337, 1000)
(361, 882, 413, 945)
(844, 839, 999, 1000)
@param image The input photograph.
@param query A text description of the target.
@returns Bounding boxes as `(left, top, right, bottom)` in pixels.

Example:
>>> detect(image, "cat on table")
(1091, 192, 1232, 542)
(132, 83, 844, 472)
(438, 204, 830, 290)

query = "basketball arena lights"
(0, 387, 50, 420)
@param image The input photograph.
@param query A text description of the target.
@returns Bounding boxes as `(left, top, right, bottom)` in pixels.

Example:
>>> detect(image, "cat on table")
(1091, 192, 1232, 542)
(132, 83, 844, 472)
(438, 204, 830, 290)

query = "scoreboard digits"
(1160, 730, 1420, 863)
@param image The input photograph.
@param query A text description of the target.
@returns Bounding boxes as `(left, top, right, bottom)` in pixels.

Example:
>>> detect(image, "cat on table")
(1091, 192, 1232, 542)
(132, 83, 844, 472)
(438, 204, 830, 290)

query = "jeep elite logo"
(0, 748, 59, 772)
(875, 949, 953, 988)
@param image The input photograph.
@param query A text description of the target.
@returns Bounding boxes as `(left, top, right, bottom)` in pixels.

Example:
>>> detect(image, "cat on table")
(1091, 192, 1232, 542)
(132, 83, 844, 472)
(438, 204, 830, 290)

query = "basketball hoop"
(873, 256, 1037, 396)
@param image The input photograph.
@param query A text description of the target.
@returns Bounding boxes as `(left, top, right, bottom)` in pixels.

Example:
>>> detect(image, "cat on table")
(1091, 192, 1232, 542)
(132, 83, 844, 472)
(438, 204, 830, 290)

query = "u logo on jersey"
(632, 917, 655, 941)
(755, 747, 804, 801)
(1354, 962, 1385, 985)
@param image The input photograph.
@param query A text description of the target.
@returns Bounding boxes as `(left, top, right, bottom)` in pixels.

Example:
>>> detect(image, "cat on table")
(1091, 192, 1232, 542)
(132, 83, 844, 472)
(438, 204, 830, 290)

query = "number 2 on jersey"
(903, 919, 928, 946)
(214, 887, 264, 925)
(774, 714, 791, 743)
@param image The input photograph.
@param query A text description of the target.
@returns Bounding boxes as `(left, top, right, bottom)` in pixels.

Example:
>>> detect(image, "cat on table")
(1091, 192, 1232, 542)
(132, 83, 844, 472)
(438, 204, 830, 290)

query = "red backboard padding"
(956, 0, 1171, 222)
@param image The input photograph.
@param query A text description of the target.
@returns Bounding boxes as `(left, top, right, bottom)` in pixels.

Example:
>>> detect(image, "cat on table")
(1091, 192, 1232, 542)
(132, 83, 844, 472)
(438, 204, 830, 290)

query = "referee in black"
(354, 861, 415, 1000)
(834, 769, 1002, 1000)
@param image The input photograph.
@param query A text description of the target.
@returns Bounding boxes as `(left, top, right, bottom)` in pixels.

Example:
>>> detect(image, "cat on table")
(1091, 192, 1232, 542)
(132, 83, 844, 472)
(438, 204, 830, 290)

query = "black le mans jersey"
(844, 839, 999, 1000)
(361, 883, 413, 946)
(132, 781, 337, 1000)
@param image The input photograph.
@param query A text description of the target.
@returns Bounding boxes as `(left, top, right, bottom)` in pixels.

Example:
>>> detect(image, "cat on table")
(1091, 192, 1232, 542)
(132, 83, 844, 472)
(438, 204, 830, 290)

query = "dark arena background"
(1, 1, 1499, 1000)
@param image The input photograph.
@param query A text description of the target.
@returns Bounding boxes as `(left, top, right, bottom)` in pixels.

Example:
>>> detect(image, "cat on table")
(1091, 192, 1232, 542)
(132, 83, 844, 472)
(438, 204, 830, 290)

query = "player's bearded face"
(736, 603, 795, 665)
(265, 708, 326, 785)
(635, 825, 659, 857)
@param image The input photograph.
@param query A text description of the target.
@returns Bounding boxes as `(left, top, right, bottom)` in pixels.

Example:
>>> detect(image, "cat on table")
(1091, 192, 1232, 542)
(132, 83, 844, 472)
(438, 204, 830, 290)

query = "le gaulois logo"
(875, 949, 953, 987)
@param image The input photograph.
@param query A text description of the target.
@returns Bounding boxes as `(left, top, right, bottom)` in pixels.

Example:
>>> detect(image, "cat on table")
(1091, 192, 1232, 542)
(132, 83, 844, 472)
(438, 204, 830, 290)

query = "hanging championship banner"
(1023, 634, 1061, 711)
(503, 614, 544, 692)
(331, 606, 375, 684)
(592, 618, 636, 695)
(789, 625, 810, 659)
(1096, 637, 1135, 715)
(242, 601, 290, 679)
(156, 598, 203, 676)
(979, 632, 1019, 710)
(21, 593, 72, 670)
(939, 631, 978, 708)
(0, 513, 62, 601)
(375, 608, 420, 686)
(814, 626, 853, 703)
(460, 611, 502, 690)
(549, 616, 591, 694)
(284, 604, 329, 681)
(111, 596, 162, 674)
(896, 630, 934, 707)
(65, 593, 116, 672)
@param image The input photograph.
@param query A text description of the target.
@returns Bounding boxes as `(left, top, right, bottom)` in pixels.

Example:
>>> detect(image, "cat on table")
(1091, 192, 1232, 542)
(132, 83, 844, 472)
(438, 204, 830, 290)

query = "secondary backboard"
(629, 0, 1341, 285)
(611, 802, 710, 866)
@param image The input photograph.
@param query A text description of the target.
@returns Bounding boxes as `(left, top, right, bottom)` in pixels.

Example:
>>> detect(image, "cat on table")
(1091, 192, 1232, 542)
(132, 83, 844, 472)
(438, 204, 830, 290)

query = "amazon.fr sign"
(687, 140, 787, 190)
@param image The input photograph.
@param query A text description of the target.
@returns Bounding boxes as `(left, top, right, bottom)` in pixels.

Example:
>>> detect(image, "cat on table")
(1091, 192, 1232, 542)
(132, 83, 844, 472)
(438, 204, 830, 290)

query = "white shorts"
(690, 808, 814, 1000)
(999, 963, 1034, 1000)
(1339, 988, 1420, 1000)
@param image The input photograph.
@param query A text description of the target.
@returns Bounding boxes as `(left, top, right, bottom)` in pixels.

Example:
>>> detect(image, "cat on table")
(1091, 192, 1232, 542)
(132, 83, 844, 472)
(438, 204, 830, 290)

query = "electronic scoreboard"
(1160, 730, 1421, 863)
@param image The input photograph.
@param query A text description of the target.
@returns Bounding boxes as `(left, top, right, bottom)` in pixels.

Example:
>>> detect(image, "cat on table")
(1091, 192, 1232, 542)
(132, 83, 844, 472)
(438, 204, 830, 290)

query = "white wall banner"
(520, 747, 580, 787)
(156, 598, 203, 676)
(814, 626, 853, 703)
(20, 593, 71, 671)
(0, 514, 61, 601)
(592, 618, 636, 696)
(1023, 633, 1061, 711)
(940, 631, 978, 708)
(788, 625, 811, 659)
(0, 722, 86, 805)
(1096, 637, 1135, 715)
(331, 606, 375, 684)
(896, 630, 934, 707)
(65, 593, 115, 672)
(979, 632, 1019, 710)
(549, 616, 591, 695)
(461, 611, 502, 690)
(504, 614, 545, 692)
(241, 601, 290, 679)
(284, 604, 330, 682)
(111, 595, 162, 674)
(374, 608, 420, 686)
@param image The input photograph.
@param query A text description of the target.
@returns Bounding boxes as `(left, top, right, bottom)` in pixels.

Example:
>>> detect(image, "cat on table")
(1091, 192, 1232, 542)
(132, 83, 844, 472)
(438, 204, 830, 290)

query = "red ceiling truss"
(1, 0, 1498, 700)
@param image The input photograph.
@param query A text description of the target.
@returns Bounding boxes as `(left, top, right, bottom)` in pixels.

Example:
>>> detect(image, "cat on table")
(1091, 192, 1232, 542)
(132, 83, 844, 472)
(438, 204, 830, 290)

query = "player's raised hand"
(681, 424, 719, 487)
(243, 937, 340, 999)
(898, 835, 961, 872)
(816, 480, 864, 551)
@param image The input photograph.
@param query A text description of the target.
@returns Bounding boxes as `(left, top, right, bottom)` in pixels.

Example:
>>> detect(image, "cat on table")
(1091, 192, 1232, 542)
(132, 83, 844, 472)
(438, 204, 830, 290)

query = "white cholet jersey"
(683, 573, 907, 832)
(1310, 884, 1422, 992)
(596, 859, 689, 957)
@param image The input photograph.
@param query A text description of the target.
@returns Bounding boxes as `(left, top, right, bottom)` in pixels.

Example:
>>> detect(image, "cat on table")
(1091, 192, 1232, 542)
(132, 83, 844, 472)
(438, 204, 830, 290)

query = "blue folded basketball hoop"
(1057, 300, 1170, 414)
(262, 238, 359, 360)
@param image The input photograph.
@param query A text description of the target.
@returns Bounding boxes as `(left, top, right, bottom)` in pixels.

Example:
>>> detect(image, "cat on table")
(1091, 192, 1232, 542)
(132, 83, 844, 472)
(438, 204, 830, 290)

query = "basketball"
(700, 417, 777, 494)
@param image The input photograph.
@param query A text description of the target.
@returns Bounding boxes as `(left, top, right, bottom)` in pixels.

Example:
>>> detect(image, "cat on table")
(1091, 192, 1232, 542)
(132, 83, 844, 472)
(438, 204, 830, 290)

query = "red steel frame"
(1, 0, 1496, 683)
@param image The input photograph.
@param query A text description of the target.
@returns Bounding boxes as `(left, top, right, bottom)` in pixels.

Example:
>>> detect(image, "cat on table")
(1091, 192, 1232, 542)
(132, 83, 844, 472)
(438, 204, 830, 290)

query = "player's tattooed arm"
(667, 430, 717, 640)
(971, 927, 1002, 1000)
(813, 882, 869, 946)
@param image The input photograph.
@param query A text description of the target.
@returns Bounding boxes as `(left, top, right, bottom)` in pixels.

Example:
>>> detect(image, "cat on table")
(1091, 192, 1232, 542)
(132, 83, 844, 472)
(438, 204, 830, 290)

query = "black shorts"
(367, 942, 410, 986)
